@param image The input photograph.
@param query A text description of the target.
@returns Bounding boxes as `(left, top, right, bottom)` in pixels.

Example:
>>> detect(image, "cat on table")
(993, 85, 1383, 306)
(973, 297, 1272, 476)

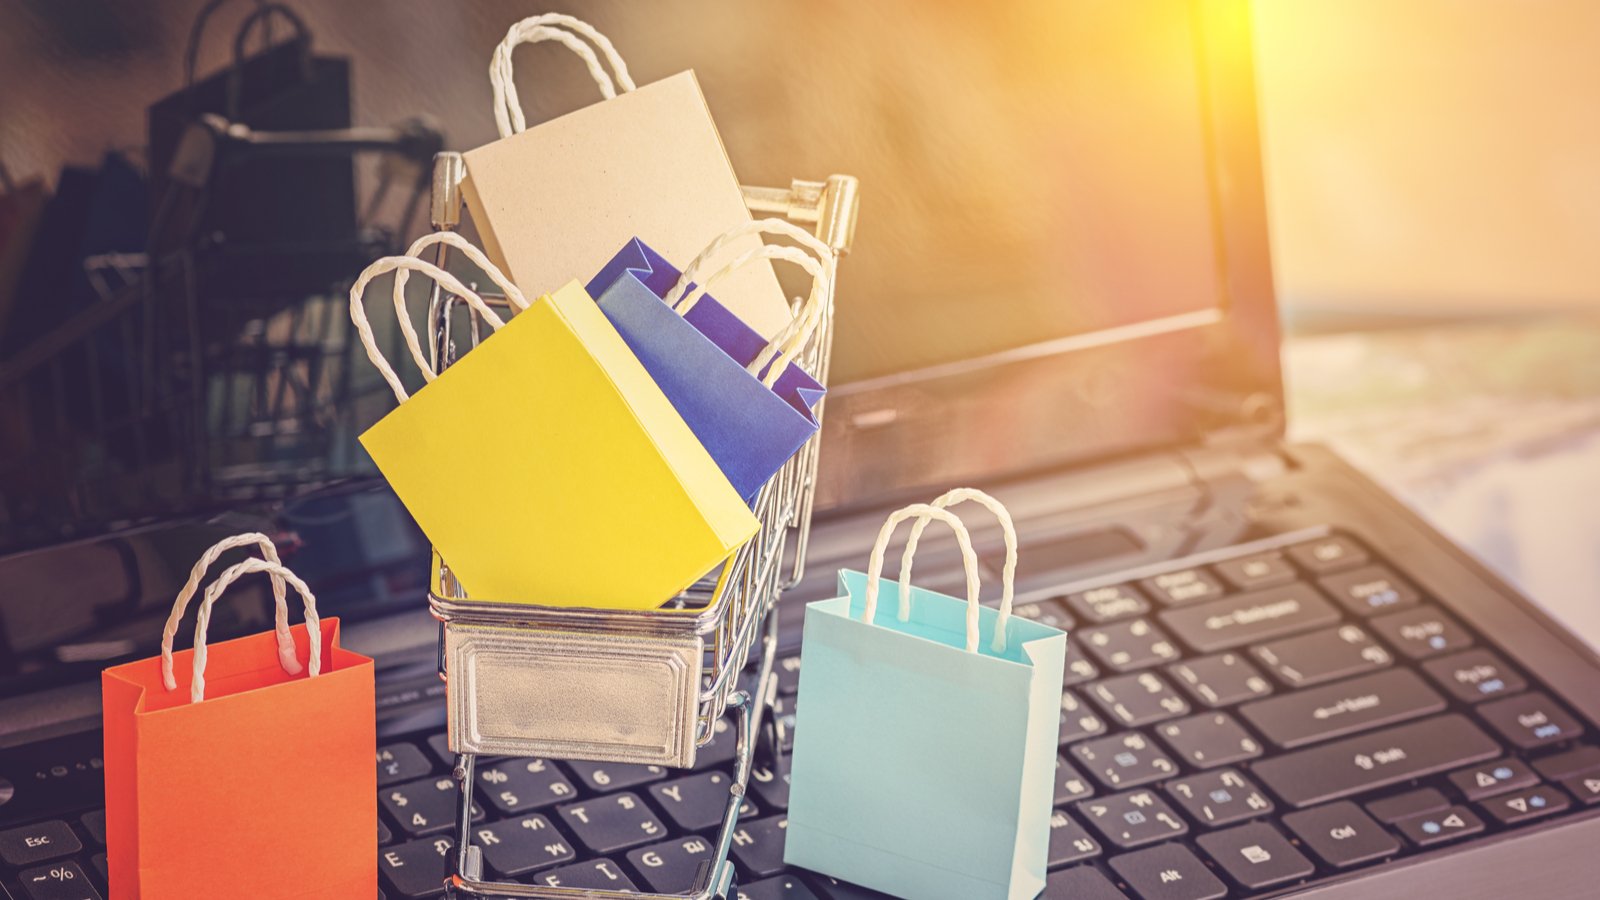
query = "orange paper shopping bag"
(102, 534, 376, 899)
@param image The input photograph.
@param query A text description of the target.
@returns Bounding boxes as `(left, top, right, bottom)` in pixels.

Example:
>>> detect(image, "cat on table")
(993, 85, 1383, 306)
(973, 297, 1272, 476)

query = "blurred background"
(1, 1, 1597, 639)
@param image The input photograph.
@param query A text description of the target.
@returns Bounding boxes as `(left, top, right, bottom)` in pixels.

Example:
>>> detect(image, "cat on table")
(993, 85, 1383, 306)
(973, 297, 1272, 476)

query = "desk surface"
(1286, 318, 1600, 651)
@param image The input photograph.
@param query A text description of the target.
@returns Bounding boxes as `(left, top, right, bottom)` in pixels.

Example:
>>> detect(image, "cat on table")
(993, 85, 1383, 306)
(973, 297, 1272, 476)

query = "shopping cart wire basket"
(416, 151, 858, 899)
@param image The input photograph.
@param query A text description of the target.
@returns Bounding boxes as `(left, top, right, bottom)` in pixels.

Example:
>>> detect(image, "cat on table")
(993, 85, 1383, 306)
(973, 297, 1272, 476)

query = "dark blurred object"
(0, 153, 147, 356)
(147, 0, 357, 300)
(0, 124, 439, 552)
(0, 164, 51, 339)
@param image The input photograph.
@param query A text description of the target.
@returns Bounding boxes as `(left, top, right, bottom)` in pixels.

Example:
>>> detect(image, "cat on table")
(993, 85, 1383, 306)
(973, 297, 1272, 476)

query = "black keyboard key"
(1077, 788, 1189, 849)
(1370, 606, 1472, 659)
(16, 860, 100, 900)
(1090, 672, 1190, 727)
(89, 851, 107, 882)
(477, 758, 577, 814)
(1251, 625, 1392, 688)
(1160, 584, 1339, 653)
(693, 716, 740, 771)
(1048, 809, 1103, 867)
(750, 763, 791, 811)
(474, 813, 575, 877)
(1422, 648, 1527, 703)
(651, 770, 756, 832)
(1533, 744, 1600, 780)
(1238, 668, 1445, 749)
(1365, 787, 1449, 824)
(1071, 732, 1178, 790)
(1013, 598, 1075, 631)
(1252, 714, 1500, 808)
(1065, 649, 1101, 686)
(383, 776, 483, 837)
(1319, 565, 1420, 617)
(1065, 584, 1152, 624)
(1060, 689, 1109, 744)
(1393, 806, 1484, 847)
(775, 655, 803, 695)
(1282, 801, 1399, 868)
(1481, 784, 1571, 825)
(534, 858, 639, 892)
(558, 792, 668, 854)
(1109, 843, 1228, 900)
(379, 835, 454, 898)
(566, 760, 668, 793)
(1054, 756, 1097, 804)
(1447, 758, 1538, 801)
(738, 875, 821, 899)
(1166, 768, 1274, 827)
(1141, 568, 1225, 606)
(1213, 552, 1297, 590)
(730, 815, 789, 879)
(1154, 712, 1262, 768)
(78, 811, 104, 847)
(1288, 535, 1369, 573)
(378, 743, 435, 787)
(424, 733, 456, 769)
(1478, 691, 1583, 749)
(1045, 865, 1130, 899)
(1558, 773, 1600, 806)
(1078, 619, 1181, 673)
(1167, 653, 1272, 707)
(626, 834, 718, 893)
(0, 821, 80, 867)
(1195, 822, 1314, 890)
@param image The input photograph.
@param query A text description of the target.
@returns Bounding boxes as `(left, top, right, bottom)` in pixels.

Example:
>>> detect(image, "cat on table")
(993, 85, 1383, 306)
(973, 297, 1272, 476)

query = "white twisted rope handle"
(188, 558, 321, 703)
(491, 14, 636, 139)
(161, 533, 296, 692)
(388, 231, 529, 390)
(662, 220, 836, 388)
(349, 242, 516, 404)
(863, 503, 985, 653)
(902, 489, 1019, 653)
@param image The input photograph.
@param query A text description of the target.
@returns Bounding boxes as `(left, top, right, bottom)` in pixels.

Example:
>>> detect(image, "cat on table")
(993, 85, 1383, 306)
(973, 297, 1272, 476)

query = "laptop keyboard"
(3, 532, 1598, 899)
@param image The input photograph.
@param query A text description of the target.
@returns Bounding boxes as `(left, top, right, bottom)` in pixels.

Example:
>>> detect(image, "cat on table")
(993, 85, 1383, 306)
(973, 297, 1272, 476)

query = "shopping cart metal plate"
(444, 621, 702, 764)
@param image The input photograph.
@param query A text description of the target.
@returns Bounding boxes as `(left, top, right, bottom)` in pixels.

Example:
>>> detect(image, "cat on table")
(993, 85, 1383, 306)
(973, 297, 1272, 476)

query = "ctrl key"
(17, 860, 102, 900)
(1393, 806, 1485, 847)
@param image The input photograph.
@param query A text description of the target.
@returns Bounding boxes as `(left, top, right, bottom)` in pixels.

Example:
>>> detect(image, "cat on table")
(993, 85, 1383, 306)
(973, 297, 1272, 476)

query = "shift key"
(1159, 584, 1340, 653)
(1254, 715, 1499, 808)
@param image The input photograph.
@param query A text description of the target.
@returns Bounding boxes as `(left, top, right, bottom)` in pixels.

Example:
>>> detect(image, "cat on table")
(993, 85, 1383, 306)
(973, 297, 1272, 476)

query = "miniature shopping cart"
(417, 151, 858, 899)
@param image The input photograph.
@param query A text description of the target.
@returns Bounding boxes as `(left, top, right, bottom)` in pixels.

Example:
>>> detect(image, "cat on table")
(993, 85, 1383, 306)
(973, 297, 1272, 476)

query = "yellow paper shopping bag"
(350, 232, 758, 608)
(460, 14, 793, 339)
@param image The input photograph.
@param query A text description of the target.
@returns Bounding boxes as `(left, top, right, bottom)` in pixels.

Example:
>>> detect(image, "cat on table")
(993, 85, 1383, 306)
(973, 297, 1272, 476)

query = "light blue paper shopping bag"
(785, 493, 1068, 900)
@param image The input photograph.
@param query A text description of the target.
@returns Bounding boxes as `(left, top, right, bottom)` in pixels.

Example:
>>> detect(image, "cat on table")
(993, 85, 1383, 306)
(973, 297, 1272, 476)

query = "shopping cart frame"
(413, 152, 857, 899)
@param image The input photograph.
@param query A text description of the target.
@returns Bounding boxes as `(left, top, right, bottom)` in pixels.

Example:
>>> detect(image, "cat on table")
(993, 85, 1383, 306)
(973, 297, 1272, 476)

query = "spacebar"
(1252, 714, 1500, 808)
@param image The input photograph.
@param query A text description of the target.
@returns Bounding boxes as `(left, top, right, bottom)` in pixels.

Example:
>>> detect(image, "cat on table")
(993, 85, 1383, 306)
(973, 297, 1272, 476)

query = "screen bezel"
(812, 0, 1282, 513)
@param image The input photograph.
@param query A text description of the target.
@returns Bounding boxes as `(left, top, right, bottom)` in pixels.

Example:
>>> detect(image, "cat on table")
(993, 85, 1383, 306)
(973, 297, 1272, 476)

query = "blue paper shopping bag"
(785, 492, 1067, 900)
(584, 220, 830, 500)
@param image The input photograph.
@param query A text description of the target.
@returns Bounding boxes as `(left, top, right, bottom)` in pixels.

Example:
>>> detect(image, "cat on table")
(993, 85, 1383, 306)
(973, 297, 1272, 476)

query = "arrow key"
(1447, 758, 1537, 801)
(1558, 774, 1600, 806)
(1481, 784, 1571, 825)
(1393, 806, 1484, 847)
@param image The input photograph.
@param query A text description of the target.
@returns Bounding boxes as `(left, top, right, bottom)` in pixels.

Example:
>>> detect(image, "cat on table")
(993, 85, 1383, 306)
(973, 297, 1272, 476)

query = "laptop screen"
(805, 0, 1277, 510)
(823, 0, 1226, 388)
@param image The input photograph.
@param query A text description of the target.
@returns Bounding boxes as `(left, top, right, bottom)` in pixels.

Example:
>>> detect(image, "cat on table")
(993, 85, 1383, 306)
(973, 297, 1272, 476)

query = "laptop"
(3, 1, 1599, 898)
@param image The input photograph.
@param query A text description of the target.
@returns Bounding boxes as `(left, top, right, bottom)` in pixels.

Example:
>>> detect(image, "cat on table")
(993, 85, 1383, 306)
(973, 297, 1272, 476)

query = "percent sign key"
(20, 860, 100, 899)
